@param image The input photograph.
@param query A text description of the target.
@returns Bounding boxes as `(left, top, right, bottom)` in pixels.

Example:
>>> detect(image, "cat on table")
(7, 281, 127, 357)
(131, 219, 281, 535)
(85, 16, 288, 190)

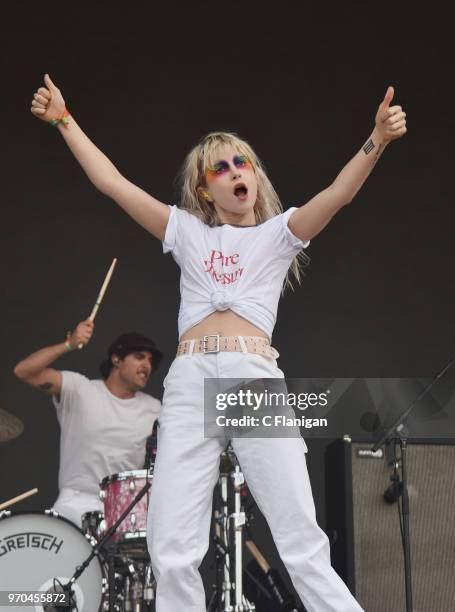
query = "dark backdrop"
(1, 0, 453, 599)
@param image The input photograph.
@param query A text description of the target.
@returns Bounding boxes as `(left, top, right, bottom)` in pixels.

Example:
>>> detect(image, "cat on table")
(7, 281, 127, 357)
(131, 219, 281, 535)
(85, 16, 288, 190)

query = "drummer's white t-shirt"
(52, 371, 161, 495)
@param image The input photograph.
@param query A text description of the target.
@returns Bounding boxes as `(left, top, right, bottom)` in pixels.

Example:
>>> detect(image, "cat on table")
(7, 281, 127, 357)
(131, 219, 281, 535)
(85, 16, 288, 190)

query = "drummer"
(13, 320, 162, 526)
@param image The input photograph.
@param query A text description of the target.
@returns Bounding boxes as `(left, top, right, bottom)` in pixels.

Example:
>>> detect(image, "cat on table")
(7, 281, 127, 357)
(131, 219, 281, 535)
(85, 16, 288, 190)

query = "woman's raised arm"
(288, 86, 407, 243)
(31, 74, 170, 240)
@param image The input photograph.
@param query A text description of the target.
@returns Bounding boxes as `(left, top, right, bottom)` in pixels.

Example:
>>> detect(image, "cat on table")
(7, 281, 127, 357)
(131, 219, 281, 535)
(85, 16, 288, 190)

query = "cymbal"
(0, 408, 24, 442)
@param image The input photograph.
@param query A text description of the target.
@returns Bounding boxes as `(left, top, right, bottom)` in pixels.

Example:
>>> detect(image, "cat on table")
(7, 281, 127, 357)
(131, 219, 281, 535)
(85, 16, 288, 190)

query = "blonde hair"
(178, 131, 309, 290)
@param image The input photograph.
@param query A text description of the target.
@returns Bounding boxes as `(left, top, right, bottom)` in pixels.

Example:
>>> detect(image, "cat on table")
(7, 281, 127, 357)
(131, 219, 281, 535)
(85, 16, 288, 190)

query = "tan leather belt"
(176, 335, 280, 360)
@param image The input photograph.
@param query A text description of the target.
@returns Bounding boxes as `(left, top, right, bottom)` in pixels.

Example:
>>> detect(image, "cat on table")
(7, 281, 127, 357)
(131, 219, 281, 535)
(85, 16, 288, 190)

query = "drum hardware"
(104, 556, 154, 612)
(82, 511, 105, 541)
(208, 445, 256, 612)
(96, 469, 156, 610)
(108, 555, 116, 611)
(122, 561, 149, 612)
(56, 479, 151, 611)
(144, 422, 158, 470)
(124, 576, 132, 611)
(232, 464, 252, 611)
(207, 446, 305, 612)
(46, 508, 61, 517)
(208, 446, 300, 612)
(126, 561, 139, 581)
(143, 566, 155, 602)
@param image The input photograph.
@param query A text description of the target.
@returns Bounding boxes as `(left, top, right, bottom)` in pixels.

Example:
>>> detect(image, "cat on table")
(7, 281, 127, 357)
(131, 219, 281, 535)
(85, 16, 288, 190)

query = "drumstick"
(245, 540, 270, 573)
(0, 487, 38, 511)
(78, 258, 118, 349)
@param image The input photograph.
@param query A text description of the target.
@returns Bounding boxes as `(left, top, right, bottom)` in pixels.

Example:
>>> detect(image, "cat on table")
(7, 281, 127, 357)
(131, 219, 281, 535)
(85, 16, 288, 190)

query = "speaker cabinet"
(325, 438, 455, 612)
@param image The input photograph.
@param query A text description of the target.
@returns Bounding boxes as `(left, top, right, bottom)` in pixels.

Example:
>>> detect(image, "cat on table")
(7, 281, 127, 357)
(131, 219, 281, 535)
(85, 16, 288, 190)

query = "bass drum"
(0, 511, 105, 611)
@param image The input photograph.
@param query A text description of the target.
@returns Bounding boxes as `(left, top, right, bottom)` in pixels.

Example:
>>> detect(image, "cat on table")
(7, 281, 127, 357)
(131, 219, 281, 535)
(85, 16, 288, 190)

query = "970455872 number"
(0, 591, 69, 605)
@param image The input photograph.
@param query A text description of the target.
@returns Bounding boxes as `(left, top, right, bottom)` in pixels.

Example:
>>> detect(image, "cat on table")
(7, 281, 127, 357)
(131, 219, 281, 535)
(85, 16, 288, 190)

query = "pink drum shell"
(100, 469, 152, 542)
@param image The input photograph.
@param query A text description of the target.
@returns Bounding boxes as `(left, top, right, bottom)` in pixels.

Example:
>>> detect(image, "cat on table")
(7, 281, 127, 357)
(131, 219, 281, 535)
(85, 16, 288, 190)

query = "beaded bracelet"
(64, 331, 74, 351)
(50, 108, 70, 128)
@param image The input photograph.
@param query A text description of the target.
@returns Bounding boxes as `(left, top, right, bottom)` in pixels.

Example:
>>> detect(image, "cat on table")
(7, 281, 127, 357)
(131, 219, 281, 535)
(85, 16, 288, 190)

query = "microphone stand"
(371, 354, 455, 612)
(59, 478, 152, 610)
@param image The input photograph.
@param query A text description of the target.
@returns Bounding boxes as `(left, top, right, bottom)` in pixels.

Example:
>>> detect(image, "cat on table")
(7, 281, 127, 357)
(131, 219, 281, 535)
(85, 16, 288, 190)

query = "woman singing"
(31, 74, 406, 611)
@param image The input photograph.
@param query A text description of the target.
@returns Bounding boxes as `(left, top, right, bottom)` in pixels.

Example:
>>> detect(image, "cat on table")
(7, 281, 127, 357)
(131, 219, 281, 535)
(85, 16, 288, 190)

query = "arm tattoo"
(363, 139, 375, 155)
(38, 382, 53, 391)
(363, 139, 385, 165)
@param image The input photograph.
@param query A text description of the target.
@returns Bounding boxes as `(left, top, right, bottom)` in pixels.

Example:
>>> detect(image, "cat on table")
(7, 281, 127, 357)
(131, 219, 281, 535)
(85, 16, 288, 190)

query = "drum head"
(0, 512, 104, 611)
(100, 468, 150, 487)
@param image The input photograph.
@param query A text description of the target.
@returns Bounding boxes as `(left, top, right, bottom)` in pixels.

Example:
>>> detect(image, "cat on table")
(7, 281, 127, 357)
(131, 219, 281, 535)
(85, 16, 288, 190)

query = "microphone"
(43, 579, 77, 611)
(383, 477, 403, 504)
(144, 421, 159, 468)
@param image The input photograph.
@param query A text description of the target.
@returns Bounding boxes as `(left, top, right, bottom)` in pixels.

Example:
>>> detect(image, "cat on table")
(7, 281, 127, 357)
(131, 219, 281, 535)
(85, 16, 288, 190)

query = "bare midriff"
(179, 310, 269, 343)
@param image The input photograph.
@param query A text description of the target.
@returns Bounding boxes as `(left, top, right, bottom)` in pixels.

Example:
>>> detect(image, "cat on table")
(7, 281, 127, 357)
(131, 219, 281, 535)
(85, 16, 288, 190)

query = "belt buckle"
(203, 334, 220, 354)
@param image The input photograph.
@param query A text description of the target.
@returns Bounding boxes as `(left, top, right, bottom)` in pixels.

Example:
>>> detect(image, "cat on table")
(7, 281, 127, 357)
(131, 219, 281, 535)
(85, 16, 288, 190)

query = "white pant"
(52, 488, 103, 528)
(147, 351, 363, 612)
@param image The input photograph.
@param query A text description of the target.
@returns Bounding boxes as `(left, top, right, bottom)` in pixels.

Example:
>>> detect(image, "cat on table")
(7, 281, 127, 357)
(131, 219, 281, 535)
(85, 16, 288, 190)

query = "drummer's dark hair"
(99, 332, 163, 379)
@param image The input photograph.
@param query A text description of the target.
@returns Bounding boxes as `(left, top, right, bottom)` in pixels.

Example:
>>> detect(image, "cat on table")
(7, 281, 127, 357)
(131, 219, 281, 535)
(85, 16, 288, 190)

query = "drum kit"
(0, 409, 303, 612)
(0, 409, 156, 611)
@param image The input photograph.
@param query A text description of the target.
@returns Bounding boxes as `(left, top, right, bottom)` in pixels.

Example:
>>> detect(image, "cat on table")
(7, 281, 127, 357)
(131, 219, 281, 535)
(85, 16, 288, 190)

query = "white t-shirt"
(52, 371, 161, 495)
(163, 205, 309, 339)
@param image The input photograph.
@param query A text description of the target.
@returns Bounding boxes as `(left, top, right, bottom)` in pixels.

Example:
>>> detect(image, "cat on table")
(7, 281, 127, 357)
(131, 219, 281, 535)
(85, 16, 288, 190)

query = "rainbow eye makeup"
(206, 155, 252, 179)
(209, 161, 230, 176)
(234, 155, 251, 168)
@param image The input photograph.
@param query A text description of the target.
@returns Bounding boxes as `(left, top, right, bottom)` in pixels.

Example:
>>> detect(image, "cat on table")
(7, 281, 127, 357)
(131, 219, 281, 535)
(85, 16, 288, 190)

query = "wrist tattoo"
(363, 139, 375, 155)
(363, 139, 385, 165)
(38, 382, 53, 391)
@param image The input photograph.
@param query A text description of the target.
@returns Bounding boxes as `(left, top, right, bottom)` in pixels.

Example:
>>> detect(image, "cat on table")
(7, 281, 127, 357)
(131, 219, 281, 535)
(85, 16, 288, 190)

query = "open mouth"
(233, 183, 248, 199)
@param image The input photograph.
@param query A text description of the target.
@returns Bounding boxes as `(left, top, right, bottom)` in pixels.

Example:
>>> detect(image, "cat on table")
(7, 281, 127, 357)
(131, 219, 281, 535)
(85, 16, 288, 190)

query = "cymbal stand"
(209, 453, 257, 612)
(221, 466, 232, 611)
(231, 464, 255, 611)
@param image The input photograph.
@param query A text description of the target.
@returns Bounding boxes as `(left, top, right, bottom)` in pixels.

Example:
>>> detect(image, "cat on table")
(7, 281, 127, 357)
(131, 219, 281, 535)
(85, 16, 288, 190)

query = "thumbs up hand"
(374, 86, 407, 143)
(30, 74, 66, 124)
